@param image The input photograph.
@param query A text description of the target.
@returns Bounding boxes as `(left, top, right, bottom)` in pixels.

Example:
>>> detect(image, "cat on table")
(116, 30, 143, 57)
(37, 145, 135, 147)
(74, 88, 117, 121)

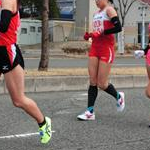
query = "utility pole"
(142, 6, 145, 49)
(140, 3, 147, 49)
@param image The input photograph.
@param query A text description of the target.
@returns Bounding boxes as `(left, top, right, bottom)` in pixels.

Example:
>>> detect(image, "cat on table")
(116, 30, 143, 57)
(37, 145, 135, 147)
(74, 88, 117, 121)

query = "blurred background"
(17, 0, 150, 71)
(19, 0, 150, 51)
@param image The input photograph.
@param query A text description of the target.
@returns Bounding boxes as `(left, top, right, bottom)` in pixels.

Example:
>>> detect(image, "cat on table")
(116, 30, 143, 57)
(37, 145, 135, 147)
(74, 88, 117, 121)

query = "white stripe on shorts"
(108, 47, 112, 63)
(11, 44, 17, 63)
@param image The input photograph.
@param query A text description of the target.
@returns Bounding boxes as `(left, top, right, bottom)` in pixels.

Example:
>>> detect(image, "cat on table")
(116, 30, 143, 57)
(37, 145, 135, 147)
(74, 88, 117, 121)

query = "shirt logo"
(2, 65, 9, 70)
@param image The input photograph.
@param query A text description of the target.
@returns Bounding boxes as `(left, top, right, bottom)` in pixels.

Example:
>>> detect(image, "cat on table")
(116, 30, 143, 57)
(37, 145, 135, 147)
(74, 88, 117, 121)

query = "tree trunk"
(118, 27, 125, 54)
(38, 0, 49, 71)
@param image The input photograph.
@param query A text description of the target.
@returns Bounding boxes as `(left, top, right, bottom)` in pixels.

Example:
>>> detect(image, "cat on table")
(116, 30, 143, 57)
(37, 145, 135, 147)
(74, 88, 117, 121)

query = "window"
(138, 22, 149, 45)
(21, 28, 27, 34)
(38, 27, 42, 33)
(30, 26, 36, 32)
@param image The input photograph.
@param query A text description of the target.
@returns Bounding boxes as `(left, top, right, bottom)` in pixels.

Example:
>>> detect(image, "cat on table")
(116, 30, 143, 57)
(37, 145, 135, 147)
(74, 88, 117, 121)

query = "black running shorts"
(0, 44, 24, 74)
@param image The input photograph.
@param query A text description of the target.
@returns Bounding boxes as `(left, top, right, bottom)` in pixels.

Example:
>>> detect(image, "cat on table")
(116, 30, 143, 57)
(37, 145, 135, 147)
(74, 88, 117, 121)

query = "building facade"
(18, 0, 150, 45)
(17, 19, 75, 45)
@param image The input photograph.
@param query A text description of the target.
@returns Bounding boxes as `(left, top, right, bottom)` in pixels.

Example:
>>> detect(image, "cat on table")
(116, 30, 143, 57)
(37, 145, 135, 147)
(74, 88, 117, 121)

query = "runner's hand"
(84, 32, 91, 41)
(90, 31, 103, 39)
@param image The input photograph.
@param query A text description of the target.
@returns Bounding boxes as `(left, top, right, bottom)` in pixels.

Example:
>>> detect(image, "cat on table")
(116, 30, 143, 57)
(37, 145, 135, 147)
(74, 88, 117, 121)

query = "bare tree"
(114, 0, 150, 54)
(113, 0, 136, 27)
(38, 0, 49, 71)
(113, 0, 136, 54)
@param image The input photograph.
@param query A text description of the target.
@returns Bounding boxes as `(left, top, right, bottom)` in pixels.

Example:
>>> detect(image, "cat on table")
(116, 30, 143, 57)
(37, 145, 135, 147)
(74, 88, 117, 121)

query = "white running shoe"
(117, 92, 125, 112)
(77, 110, 95, 121)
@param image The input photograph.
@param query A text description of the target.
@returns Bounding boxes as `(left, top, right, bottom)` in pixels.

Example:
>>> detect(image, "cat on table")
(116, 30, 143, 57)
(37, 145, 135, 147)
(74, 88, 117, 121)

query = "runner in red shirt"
(0, 0, 52, 143)
(135, 23, 150, 127)
(77, 0, 125, 120)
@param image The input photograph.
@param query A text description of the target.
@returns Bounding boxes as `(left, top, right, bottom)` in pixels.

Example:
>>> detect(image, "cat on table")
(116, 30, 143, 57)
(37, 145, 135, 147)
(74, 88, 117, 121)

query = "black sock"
(104, 83, 120, 100)
(38, 117, 46, 128)
(88, 85, 98, 112)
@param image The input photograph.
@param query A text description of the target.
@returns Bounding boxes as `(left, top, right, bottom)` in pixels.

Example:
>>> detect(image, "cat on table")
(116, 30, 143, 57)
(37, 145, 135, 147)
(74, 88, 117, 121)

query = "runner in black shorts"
(0, 45, 24, 73)
(0, 0, 52, 144)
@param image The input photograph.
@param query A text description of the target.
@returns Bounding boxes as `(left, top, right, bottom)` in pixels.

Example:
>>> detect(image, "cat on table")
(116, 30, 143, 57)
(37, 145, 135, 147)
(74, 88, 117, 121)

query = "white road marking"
(55, 110, 73, 115)
(80, 93, 88, 96)
(0, 131, 55, 139)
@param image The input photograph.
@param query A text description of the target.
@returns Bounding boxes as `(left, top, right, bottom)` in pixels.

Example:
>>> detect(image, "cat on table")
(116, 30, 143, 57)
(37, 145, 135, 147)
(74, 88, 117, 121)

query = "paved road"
(1, 88, 150, 150)
(24, 57, 145, 69)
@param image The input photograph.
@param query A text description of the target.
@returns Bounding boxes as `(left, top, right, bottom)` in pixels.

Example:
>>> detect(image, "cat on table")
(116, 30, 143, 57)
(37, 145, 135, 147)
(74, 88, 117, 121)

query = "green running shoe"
(39, 117, 52, 144)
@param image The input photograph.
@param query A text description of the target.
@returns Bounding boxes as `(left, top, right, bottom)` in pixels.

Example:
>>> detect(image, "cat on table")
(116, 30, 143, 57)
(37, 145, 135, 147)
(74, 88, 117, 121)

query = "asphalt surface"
(24, 57, 145, 69)
(1, 88, 150, 150)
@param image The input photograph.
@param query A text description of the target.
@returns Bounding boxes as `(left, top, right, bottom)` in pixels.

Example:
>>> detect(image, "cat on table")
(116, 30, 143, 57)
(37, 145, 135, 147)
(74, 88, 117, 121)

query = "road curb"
(22, 54, 134, 59)
(0, 75, 148, 94)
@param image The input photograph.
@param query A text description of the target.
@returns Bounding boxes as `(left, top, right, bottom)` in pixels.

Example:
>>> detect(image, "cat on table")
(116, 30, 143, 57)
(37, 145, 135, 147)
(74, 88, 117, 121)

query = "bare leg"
(4, 65, 44, 123)
(88, 57, 99, 86)
(97, 60, 120, 101)
(97, 60, 111, 90)
(87, 57, 99, 108)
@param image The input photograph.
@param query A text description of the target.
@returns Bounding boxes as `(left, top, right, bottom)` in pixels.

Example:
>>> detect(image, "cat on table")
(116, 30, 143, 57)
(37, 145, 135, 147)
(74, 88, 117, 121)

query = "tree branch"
(118, 0, 124, 23)
(117, 0, 136, 26)
(125, 0, 136, 17)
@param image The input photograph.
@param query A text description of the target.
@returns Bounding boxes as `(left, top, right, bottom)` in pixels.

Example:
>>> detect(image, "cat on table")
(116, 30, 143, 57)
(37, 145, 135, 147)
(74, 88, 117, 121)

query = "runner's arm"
(104, 7, 122, 35)
(0, 10, 12, 33)
(0, 0, 16, 33)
